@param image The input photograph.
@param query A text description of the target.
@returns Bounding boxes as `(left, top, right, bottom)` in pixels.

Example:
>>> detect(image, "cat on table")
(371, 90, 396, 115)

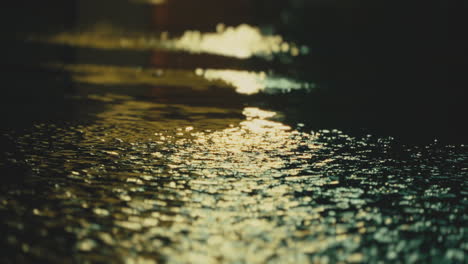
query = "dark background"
(0, 0, 466, 142)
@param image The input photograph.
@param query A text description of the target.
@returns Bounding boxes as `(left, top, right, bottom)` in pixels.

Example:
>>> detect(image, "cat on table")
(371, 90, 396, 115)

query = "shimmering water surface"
(1, 1, 467, 263)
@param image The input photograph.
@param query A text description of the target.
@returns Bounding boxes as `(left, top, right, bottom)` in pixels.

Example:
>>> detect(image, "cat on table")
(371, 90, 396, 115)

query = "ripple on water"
(1, 98, 466, 263)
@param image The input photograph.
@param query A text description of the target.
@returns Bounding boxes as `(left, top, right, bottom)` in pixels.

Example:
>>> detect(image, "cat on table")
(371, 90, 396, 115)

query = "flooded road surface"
(1, 1, 467, 263)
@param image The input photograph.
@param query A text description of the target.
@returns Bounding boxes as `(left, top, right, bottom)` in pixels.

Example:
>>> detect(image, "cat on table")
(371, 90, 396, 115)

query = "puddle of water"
(1, 95, 466, 263)
(1, 1, 467, 264)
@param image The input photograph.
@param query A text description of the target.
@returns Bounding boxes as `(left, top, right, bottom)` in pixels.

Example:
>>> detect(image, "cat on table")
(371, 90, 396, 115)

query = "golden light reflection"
(241, 107, 290, 133)
(11, 98, 390, 263)
(201, 69, 266, 94)
(56, 64, 223, 91)
(200, 69, 311, 94)
(39, 24, 304, 59)
(52, 64, 312, 95)
(147, 107, 366, 263)
(16, 82, 331, 262)
(76, 99, 244, 143)
(170, 23, 302, 59)
(181, 107, 304, 177)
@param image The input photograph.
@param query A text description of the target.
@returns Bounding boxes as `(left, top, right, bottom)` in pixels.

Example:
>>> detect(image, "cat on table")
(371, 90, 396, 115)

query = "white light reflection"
(170, 24, 301, 59)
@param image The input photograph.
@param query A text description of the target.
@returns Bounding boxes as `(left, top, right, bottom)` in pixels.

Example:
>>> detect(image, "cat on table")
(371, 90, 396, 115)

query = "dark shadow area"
(265, 0, 466, 143)
(1, 1, 77, 130)
(0, 0, 151, 131)
(0, 0, 466, 143)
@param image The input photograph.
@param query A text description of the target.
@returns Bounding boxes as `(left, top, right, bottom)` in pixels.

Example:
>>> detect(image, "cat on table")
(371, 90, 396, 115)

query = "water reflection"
(168, 24, 301, 59)
(39, 24, 303, 59)
(200, 69, 312, 94)
(50, 64, 312, 95)
(2, 96, 466, 263)
(1, 1, 466, 263)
